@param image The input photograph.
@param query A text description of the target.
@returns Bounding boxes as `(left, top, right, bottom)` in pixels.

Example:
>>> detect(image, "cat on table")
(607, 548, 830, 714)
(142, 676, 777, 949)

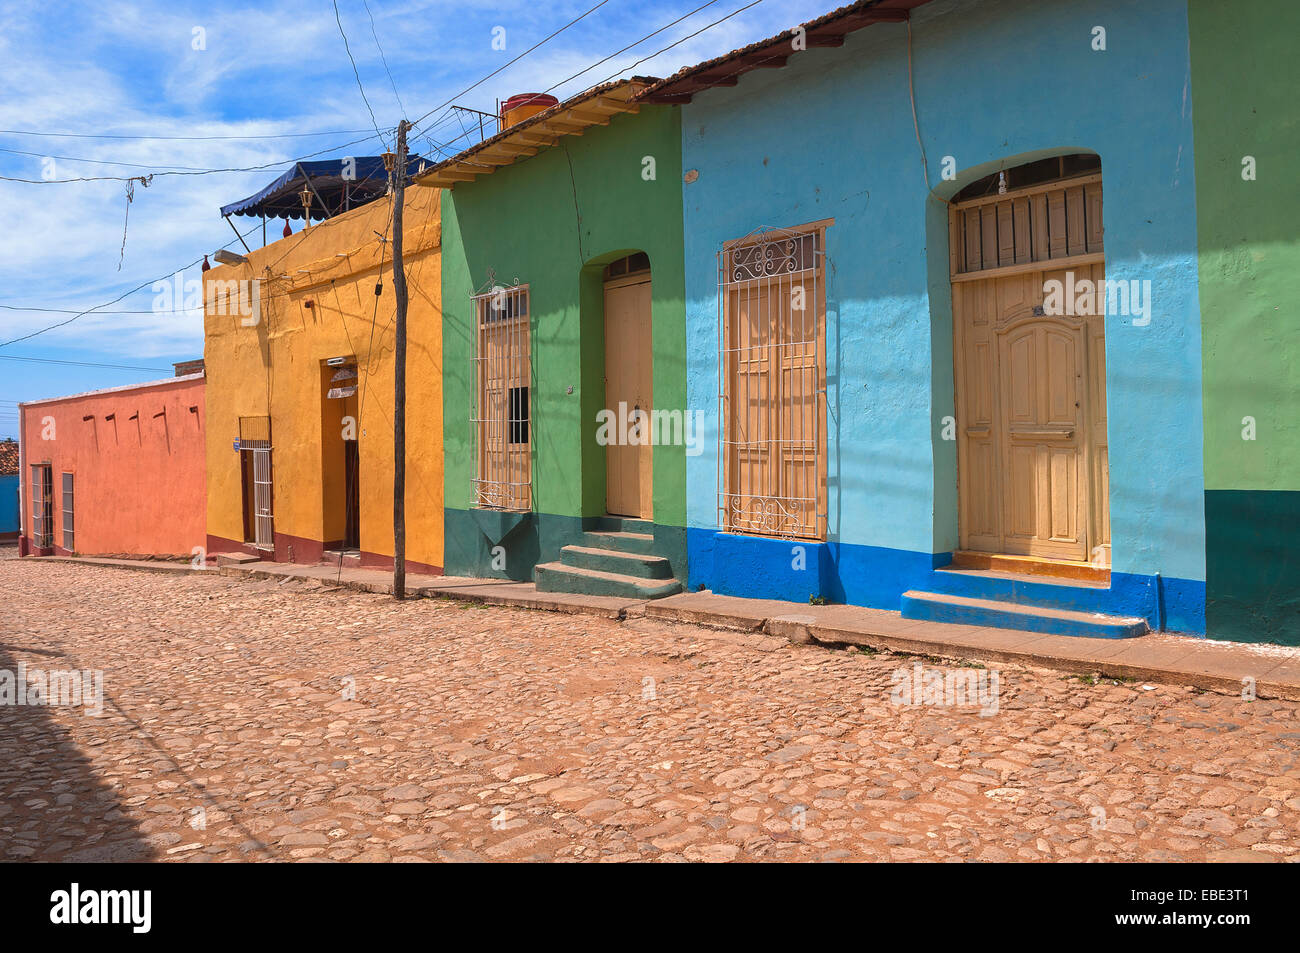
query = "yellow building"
(203, 181, 443, 573)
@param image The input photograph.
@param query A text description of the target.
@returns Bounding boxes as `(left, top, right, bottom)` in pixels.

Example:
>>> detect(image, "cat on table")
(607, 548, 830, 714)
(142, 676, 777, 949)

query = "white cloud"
(0, 0, 830, 362)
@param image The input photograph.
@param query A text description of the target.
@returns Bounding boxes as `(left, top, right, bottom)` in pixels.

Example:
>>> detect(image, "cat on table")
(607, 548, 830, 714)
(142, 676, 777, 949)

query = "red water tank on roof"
(499, 93, 559, 132)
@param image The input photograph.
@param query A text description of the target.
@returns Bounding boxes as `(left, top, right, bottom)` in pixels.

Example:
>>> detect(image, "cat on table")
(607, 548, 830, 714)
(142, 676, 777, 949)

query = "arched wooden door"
(604, 266, 654, 519)
(950, 171, 1109, 566)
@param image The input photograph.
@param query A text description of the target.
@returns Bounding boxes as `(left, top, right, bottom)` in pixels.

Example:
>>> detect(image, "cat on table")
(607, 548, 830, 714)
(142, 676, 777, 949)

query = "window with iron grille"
(718, 225, 827, 540)
(471, 285, 531, 511)
(30, 464, 52, 548)
(61, 472, 74, 551)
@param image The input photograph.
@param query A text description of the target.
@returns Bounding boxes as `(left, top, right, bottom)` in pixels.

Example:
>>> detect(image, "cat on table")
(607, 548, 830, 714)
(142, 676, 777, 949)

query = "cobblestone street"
(3, 551, 1299, 863)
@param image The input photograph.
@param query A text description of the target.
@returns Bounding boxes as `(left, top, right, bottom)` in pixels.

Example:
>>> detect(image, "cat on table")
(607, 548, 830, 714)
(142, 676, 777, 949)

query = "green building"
(1191, 0, 1300, 642)
(426, 80, 689, 596)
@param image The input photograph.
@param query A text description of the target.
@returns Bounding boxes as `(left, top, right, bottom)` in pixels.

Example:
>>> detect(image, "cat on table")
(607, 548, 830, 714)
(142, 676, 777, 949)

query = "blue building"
(0, 438, 18, 541)
(645, 0, 1208, 635)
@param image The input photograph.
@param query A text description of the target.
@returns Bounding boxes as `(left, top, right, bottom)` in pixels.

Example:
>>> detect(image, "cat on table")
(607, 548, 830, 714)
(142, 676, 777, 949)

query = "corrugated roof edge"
(413, 76, 660, 185)
(635, 0, 930, 103)
(17, 372, 205, 408)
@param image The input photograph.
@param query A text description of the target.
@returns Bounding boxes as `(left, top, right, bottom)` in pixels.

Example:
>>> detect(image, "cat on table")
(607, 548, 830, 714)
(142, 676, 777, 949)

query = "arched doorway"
(949, 154, 1110, 569)
(603, 252, 653, 518)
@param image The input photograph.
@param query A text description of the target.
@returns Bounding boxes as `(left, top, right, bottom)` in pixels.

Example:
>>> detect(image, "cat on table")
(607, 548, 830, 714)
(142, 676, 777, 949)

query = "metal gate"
(471, 284, 531, 512)
(717, 226, 827, 540)
(239, 416, 274, 550)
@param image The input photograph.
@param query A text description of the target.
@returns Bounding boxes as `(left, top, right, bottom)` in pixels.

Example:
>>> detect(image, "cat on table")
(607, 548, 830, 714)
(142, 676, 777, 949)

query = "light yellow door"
(953, 264, 1108, 562)
(604, 277, 653, 518)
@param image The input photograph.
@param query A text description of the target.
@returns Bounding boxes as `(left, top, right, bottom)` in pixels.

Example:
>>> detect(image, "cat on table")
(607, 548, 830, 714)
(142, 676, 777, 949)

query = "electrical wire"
(0, 131, 385, 184)
(542, 0, 720, 96)
(0, 146, 213, 172)
(0, 127, 375, 142)
(408, 0, 614, 134)
(363, 0, 406, 117)
(0, 355, 172, 372)
(0, 304, 202, 314)
(582, 0, 765, 92)
(334, 0, 391, 151)
(0, 218, 263, 348)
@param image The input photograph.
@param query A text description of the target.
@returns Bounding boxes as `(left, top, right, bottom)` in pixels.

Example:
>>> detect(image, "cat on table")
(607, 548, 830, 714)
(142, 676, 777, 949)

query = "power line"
(334, 0, 390, 150)
(0, 130, 384, 184)
(542, 0, 720, 95)
(364, 0, 406, 117)
(0, 147, 214, 172)
(0, 304, 202, 315)
(0, 127, 375, 142)
(0, 219, 262, 349)
(584, 0, 766, 92)
(410, 0, 760, 161)
(409, 0, 615, 134)
(0, 355, 172, 372)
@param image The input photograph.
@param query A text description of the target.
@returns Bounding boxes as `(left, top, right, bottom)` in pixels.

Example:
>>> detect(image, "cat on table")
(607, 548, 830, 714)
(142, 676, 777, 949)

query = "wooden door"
(344, 439, 359, 550)
(604, 276, 653, 518)
(953, 263, 1108, 562)
(723, 270, 826, 539)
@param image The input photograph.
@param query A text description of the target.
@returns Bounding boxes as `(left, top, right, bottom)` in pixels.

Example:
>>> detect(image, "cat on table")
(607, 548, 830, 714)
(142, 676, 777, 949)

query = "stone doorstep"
(30, 555, 1300, 700)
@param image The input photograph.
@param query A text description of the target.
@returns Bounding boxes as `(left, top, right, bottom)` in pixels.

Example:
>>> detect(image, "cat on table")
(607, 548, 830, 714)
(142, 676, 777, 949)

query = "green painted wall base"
(1205, 490, 1300, 645)
(444, 507, 687, 585)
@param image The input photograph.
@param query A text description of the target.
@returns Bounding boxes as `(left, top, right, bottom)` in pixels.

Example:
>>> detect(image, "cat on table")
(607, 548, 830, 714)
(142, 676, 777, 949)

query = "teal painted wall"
(1190, 0, 1300, 643)
(440, 103, 687, 579)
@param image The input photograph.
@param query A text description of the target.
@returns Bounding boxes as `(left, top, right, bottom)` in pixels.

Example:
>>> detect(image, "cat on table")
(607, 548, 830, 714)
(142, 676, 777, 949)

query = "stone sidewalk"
(31, 554, 1300, 700)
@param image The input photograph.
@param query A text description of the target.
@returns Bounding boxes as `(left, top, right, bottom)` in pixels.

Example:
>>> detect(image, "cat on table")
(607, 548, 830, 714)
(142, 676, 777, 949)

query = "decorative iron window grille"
(471, 284, 531, 512)
(61, 471, 74, 552)
(30, 464, 52, 549)
(717, 226, 827, 541)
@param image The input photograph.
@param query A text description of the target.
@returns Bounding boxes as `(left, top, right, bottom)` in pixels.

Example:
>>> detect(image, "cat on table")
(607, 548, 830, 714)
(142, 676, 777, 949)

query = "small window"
(61, 472, 74, 551)
(603, 252, 651, 281)
(508, 386, 529, 444)
(482, 287, 528, 322)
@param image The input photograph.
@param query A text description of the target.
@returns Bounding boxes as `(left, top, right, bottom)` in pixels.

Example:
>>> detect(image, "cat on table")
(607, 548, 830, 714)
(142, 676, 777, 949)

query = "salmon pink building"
(17, 365, 206, 558)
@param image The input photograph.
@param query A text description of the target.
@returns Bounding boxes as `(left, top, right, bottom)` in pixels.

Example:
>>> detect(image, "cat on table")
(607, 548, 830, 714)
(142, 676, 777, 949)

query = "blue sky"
(0, 0, 832, 439)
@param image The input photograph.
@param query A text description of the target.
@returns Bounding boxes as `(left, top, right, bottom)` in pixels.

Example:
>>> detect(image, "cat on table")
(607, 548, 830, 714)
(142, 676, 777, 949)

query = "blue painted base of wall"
(688, 529, 1206, 634)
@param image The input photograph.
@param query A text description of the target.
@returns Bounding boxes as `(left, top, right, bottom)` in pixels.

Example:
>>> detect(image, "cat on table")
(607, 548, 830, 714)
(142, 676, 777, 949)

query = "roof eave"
(636, 0, 930, 104)
(413, 78, 657, 190)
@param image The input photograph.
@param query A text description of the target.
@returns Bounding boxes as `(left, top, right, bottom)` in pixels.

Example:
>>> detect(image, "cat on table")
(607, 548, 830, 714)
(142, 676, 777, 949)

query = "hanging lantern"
(381, 151, 397, 195)
(299, 185, 313, 226)
(282, 219, 292, 238)
(201, 255, 211, 272)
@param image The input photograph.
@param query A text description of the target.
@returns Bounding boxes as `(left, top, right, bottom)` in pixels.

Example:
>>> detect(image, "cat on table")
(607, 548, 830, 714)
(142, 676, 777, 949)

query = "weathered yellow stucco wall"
(204, 187, 443, 570)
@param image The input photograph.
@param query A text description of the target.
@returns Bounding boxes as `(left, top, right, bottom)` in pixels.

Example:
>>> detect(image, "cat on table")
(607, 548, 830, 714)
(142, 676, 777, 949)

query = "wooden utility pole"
(391, 120, 410, 599)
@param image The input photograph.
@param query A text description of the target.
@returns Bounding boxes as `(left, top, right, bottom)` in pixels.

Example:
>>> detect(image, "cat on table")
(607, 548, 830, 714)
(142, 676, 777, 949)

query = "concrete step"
(901, 589, 1149, 640)
(595, 516, 656, 535)
(580, 531, 659, 556)
(560, 544, 672, 579)
(927, 564, 1119, 619)
(214, 552, 261, 567)
(534, 562, 682, 600)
